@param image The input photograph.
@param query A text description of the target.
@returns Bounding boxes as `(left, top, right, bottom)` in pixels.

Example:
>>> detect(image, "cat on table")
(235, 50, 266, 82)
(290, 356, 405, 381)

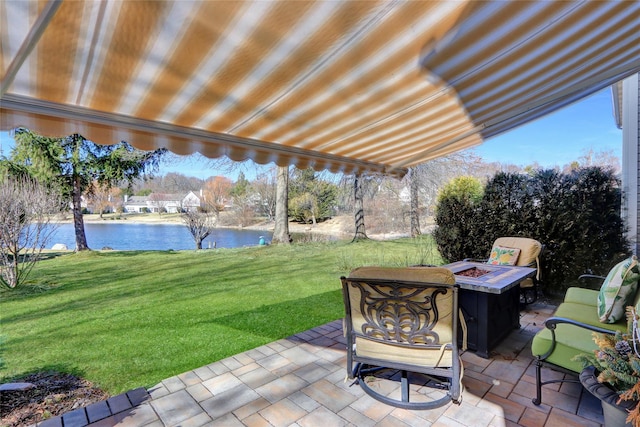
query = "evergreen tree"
(10, 130, 166, 250)
(231, 171, 250, 197)
(288, 167, 337, 223)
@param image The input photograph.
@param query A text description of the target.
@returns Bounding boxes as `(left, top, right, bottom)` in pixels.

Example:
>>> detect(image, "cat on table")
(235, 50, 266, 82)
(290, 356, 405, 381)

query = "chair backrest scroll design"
(352, 279, 449, 346)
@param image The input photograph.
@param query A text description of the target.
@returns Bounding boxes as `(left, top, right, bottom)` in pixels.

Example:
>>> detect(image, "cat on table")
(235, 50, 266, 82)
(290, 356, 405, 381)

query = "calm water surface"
(50, 222, 271, 251)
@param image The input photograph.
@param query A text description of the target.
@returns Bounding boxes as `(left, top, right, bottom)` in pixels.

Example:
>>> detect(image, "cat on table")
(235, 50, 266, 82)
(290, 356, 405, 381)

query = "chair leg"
(531, 358, 580, 406)
(533, 358, 543, 405)
(520, 286, 537, 305)
(355, 364, 455, 410)
(401, 370, 409, 402)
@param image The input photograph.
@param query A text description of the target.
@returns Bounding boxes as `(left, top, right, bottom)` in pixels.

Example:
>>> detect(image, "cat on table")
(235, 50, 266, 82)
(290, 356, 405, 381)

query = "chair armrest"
(544, 316, 615, 335)
(578, 274, 606, 282)
(578, 274, 606, 289)
(537, 316, 615, 362)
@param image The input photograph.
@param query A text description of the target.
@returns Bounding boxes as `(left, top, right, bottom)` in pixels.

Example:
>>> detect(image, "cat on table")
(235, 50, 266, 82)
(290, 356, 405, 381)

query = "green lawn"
(0, 236, 442, 394)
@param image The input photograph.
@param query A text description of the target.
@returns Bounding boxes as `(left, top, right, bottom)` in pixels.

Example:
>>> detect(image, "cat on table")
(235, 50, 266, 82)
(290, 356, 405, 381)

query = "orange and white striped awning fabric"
(1, 1, 639, 177)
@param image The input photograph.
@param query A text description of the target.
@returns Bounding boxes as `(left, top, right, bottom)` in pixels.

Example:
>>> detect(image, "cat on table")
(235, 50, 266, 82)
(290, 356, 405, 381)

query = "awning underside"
(1, 0, 639, 177)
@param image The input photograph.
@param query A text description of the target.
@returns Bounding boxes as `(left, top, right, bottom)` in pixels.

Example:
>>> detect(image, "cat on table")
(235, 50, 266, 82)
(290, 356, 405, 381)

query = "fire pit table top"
(442, 260, 536, 294)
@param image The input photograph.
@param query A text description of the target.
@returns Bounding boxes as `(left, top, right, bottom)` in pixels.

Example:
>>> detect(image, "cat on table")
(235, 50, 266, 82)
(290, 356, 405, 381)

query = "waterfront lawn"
(0, 236, 442, 394)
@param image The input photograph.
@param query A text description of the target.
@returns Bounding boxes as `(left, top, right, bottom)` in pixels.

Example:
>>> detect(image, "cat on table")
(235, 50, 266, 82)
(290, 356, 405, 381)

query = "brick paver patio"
(35, 301, 604, 427)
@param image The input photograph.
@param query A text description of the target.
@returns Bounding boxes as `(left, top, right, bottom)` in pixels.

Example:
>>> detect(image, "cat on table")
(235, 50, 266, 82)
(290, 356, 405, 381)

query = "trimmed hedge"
(433, 167, 630, 296)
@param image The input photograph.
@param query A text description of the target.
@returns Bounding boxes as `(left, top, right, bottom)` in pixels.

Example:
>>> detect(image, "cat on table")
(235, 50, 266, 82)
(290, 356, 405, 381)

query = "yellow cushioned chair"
(341, 266, 463, 410)
(489, 237, 543, 304)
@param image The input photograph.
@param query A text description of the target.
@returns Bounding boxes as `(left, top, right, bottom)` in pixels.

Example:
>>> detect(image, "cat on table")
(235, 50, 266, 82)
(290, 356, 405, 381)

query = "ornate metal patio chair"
(341, 266, 464, 410)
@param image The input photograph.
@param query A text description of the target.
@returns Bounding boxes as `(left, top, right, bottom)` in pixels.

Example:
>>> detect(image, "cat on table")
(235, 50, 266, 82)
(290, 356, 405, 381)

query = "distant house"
(123, 195, 152, 213)
(182, 191, 202, 212)
(123, 191, 203, 213)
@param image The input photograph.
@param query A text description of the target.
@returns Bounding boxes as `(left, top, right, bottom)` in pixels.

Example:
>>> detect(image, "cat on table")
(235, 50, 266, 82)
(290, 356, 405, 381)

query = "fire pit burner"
(456, 267, 491, 278)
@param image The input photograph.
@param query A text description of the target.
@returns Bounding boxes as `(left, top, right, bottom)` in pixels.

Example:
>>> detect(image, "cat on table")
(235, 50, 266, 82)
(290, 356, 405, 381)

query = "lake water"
(50, 222, 272, 251)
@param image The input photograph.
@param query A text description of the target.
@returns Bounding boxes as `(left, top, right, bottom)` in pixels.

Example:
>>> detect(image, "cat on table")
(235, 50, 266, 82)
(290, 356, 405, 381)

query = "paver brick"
(255, 373, 308, 404)
(84, 415, 118, 427)
(62, 408, 89, 426)
(86, 400, 111, 423)
(200, 383, 260, 420)
(233, 396, 271, 420)
(444, 401, 495, 426)
(113, 403, 160, 426)
(161, 376, 186, 393)
(37, 416, 63, 427)
(107, 392, 132, 413)
(147, 383, 170, 399)
(186, 382, 214, 402)
(241, 413, 272, 427)
(258, 398, 308, 426)
(178, 370, 204, 387)
(192, 365, 216, 381)
(349, 394, 394, 422)
(126, 387, 150, 406)
(237, 365, 278, 389)
(546, 407, 602, 427)
(202, 371, 243, 395)
(221, 356, 244, 371)
(293, 362, 331, 383)
(280, 346, 320, 367)
(150, 389, 204, 426)
(297, 406, 348, 427)
(478, 392, 526, 423)
(337, 406, 377, 427)
(519, 407, 550, 427)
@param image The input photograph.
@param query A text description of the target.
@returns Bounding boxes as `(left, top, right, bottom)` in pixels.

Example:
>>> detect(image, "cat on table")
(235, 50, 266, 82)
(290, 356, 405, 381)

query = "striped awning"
(2, 1, 639, 177)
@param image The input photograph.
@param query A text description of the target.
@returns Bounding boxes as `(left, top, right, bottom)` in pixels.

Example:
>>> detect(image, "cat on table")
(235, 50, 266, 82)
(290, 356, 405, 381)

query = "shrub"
(436, 176, 484, 204)
(432, 176, 484, 263)
(433, 167, 629, 295)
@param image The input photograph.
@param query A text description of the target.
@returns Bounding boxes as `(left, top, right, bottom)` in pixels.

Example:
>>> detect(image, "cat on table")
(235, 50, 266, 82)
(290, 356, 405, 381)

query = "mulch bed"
(0, 372, 109, 427)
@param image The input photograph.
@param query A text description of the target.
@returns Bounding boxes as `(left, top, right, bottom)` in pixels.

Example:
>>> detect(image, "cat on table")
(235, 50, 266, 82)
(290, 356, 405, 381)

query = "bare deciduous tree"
(0, 176, 64, 289)
(181, 210, 214, 250)
(253, 171, 277, 221)
(88, 182, 121, 218)
(564, 148, 621, 174)
(202, 176, 232, 221)
(353, 173, 368, 241)
(408, 167, 421, 238)
(272, 166, 290, 244)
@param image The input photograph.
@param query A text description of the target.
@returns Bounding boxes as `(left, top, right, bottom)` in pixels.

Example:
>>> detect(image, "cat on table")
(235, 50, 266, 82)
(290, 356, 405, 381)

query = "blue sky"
(0, 88, 621, 179)
(471, 88, 621, 168)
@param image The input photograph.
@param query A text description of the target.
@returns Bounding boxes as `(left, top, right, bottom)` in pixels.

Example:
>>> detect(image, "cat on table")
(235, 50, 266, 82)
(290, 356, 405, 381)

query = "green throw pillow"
(598, 256, 640, 323)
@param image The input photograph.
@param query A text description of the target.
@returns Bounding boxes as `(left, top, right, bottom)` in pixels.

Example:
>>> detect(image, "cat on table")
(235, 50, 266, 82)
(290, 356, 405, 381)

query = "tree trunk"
(272, 166, 291, 244)
(72, 175, 90, 251)
(353, 173, 368, 241)
(409, 168, 421, 238)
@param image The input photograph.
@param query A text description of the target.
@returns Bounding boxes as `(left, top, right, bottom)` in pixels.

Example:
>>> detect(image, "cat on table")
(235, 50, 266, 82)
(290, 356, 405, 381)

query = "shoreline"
(57, 213, 354, 237)
(58, 213, 408, 240)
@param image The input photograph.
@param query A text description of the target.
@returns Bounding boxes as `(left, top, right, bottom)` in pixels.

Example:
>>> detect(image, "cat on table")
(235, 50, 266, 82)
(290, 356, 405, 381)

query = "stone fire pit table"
(442, 260, 536, 358)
